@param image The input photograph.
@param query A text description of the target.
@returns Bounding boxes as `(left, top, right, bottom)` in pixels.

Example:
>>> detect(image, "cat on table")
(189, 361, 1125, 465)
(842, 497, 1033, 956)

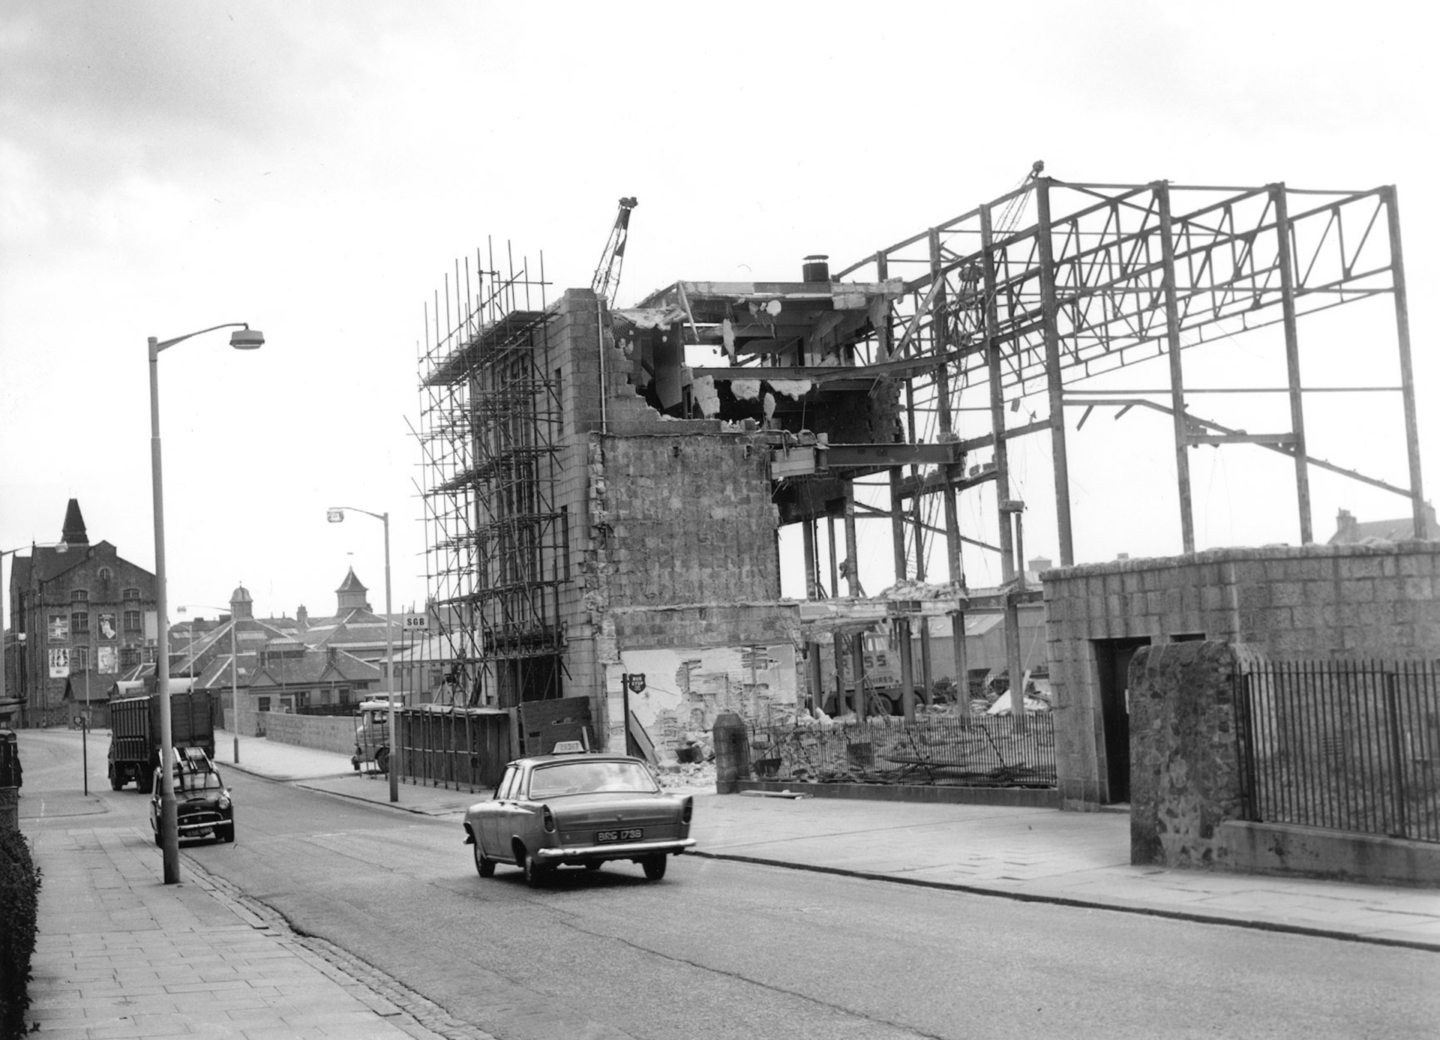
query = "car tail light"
(542, 805, 556, 833)
(681, 797, 693, 824)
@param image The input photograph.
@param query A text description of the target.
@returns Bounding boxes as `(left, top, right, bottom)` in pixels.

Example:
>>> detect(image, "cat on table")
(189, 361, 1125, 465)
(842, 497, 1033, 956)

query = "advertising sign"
(48, 647, 70, 678)
(98, 646, 117, 675)
(99, 613, 117, 640)
(48, 614, 69, 641)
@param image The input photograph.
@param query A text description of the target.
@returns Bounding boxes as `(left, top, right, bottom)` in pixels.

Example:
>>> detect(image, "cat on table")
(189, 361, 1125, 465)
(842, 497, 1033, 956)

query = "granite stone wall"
(1128, 641, 1257, 868)
(1042, 541, 1440, 807)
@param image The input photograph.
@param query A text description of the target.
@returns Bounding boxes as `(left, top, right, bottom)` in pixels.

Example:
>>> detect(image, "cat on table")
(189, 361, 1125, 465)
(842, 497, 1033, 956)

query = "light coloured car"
(463, 750, 694, 884)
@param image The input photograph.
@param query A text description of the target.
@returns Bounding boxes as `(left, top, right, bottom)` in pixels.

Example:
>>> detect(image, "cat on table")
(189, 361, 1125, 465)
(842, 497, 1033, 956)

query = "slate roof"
(247, 646, 380, 688)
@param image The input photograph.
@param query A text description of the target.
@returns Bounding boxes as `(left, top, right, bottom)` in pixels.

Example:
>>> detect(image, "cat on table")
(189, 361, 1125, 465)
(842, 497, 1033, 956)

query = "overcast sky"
(2, 0, 1435, 621)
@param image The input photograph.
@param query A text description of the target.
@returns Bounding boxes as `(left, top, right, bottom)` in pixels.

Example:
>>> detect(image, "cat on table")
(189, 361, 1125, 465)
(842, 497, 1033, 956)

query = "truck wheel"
(109, 767, 123, 791)
(138, 771, 153, 794)
(376, 748, 390, 775)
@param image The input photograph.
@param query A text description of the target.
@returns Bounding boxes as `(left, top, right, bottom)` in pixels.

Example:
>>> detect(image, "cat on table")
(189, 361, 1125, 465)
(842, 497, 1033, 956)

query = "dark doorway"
(1094, 637, 1150, 804)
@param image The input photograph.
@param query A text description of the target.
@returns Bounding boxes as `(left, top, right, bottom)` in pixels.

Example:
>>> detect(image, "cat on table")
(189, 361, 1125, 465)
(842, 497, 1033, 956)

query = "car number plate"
(596, 827, 643, 843)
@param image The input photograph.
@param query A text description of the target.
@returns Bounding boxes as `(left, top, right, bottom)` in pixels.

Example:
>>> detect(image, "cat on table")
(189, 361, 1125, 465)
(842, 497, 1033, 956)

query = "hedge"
(0, 828, 42, 1040)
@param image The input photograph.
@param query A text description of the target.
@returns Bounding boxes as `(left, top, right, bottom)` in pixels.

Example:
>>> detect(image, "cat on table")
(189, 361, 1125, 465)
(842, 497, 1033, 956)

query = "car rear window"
(528, 760, 660, 799)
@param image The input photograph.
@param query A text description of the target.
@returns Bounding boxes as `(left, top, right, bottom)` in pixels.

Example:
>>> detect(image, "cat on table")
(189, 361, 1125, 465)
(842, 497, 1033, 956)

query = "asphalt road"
(19, 732, 1440, 1040)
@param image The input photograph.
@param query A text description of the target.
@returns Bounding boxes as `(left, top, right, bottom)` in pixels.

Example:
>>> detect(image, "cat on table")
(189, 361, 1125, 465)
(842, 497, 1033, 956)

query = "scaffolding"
(416, 243, 564, 707)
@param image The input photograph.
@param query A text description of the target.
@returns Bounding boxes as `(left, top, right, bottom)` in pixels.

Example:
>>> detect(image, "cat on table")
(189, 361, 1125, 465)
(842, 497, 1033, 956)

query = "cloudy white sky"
(2, 0, 1435, 620)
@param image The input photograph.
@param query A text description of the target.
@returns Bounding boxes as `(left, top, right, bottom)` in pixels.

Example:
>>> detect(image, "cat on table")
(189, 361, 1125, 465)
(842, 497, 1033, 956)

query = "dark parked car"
(149, 756, 234, 845)
(463, 748, 694, 884)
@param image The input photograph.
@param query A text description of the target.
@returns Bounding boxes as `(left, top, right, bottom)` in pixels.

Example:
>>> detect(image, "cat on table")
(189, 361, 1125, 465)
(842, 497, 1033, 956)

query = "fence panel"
(1236, 660, 1440, 844)
(397, 706, 511, 793)
(745, 711, 1056, 788)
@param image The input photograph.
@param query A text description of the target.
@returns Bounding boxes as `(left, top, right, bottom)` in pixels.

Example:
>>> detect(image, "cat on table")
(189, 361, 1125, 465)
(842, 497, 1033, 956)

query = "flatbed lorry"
(108, 691, 219, 792)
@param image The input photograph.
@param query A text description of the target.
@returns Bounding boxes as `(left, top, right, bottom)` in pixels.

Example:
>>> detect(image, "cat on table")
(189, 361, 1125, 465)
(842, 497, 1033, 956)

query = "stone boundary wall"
(1042, 541, 1440, 807)
(1129, 640, 1255, 868)
(1129, 640, 1440, 885)
(258, 712, 355, 756)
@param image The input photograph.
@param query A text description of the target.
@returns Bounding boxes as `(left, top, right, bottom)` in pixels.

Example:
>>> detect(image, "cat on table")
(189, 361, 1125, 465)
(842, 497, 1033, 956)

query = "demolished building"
(415, 173, 1425, 792)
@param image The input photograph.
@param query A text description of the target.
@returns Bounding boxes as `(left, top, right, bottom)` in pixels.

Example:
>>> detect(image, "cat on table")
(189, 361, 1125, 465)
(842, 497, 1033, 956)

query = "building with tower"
(6, 500, 158, 727)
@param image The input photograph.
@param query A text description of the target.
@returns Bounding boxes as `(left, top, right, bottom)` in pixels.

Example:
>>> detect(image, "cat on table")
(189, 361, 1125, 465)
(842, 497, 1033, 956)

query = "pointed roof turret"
(335, 566, 371, 612)
(61, 498, 89, 546)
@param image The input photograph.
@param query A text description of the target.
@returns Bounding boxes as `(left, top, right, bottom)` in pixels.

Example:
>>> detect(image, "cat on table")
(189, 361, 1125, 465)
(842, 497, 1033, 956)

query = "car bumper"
(177, 813, 231, 837)
(533, 838, 695, 862)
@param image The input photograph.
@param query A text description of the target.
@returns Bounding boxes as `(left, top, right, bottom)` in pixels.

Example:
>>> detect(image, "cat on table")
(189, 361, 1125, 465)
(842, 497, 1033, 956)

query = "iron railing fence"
(744, 710, 1056, 789)
(1235, 660, 1440, 844)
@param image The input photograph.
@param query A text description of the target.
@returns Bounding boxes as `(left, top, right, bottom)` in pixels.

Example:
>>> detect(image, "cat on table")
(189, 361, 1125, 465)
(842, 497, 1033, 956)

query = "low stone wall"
(1217, 820, 1440, 888)
(1128, 640, 1438, 886)
(258, 712, 355, 756)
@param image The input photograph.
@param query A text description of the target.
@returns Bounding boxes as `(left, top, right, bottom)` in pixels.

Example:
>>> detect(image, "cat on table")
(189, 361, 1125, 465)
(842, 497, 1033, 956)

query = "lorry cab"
(351, 697, 404, 775)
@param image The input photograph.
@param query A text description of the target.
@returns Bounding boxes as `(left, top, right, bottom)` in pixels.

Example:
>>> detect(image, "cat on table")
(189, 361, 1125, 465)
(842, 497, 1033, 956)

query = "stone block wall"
(258, 711, 355, 755)
(543, 291, 788, 751)
(1043, 541, 1440, 807)
(596, 435, 779, 606)
(1129, 641, 1255, 868)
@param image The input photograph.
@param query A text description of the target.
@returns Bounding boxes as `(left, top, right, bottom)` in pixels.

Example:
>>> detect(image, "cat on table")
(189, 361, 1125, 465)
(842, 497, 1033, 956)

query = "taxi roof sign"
(551, 740, 586, 754)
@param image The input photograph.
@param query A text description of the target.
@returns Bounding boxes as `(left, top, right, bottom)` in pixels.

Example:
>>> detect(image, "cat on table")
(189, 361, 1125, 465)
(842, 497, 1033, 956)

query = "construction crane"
(591, 196, 637, 308)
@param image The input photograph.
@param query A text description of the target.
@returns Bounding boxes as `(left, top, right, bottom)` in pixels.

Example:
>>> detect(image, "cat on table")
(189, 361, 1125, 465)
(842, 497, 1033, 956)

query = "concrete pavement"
(17, 730, 1440, 1038)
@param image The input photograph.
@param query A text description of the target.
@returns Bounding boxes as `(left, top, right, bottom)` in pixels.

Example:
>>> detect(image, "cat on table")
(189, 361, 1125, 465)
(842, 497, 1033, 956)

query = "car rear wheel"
(641, 854, 667, 880)
(523, 852, 549, 887)
(472, 837, 495, 878)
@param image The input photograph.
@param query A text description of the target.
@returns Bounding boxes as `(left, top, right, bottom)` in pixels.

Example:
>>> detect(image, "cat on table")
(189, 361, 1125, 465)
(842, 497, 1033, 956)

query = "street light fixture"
(176, 603, 242, 766)
(150, 322, 263, 885)
(325, 506, 397, 803)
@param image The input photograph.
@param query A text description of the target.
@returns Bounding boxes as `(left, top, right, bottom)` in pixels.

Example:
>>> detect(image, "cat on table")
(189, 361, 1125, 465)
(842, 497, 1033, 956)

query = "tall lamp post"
(325, 506, 396, 802)
(176, 604, 242, 765)
(150, 323, 263, 884)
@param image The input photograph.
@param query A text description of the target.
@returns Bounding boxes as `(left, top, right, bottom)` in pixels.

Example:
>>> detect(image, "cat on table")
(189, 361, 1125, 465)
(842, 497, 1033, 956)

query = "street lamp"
(176, 603, 242, 765)
(326, 506, 397, 803)
(150, 322, 263, 884)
